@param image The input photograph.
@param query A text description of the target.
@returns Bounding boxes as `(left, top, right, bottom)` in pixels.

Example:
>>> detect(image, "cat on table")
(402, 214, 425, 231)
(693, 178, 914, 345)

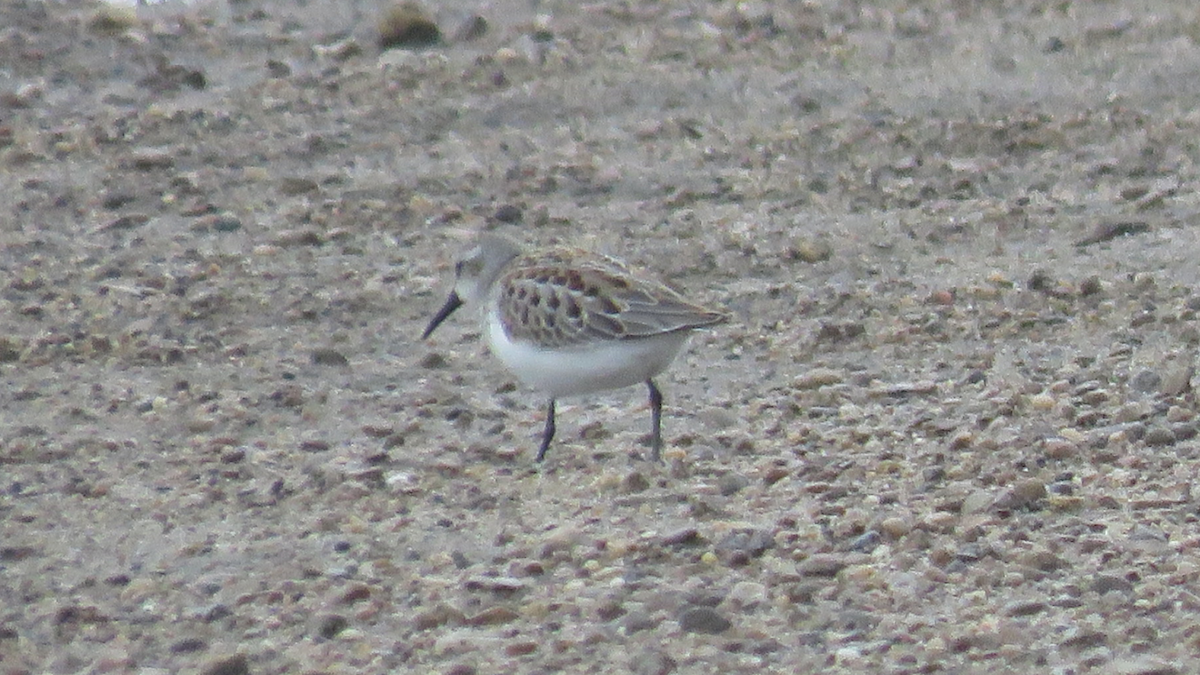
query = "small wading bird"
(422, 233, 728, 462)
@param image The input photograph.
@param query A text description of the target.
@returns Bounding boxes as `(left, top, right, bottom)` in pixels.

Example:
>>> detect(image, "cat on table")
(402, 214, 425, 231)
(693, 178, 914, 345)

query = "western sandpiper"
(422, 233, 728, 462)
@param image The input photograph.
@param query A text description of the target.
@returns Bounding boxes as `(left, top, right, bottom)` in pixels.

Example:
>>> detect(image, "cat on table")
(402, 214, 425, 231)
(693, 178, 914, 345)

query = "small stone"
(717, 472, 750, 496)
(1104, 658, 1181, 675)
(799, 554, 848, 577)
(1004, 600, 1047, 616)
(454, 15, 489, 42)
(726, 581, 767, 607)
(622, 609, 659, 633)
(100, 214, 151, 231)
(678, 606, 731, 634)
(463, 576, 526, 594)
(1142, 426, 1177, 447)
(793, 368, 843, 389)
(714, 528, 773, 563)
(1129, 370, 1161, 393)
(493, 204, 522, 223)
(413, 603, 464, 630)
(1044, 437, 1078, 459)
(848, 530, 881, 553)
(878, 517, 911, 538)
(420, 353, 449, 369)
(201, 654, 250, 675)
(1019, 549, 1068, 572)
(993, 479, 1047, 510)
(170, 637, 207, 653)
(788, 237, 833, 263)
(212, 215, 243, 232)
(126, 147, 175, 171)
(378, 1, 442, 50)
(632, 650, 677, 675)
(311, 348, 350, 366)
(661, 527, 704, 547)
(1092, 575, 1134, 595)
(505, 641, 538, 656)
(88, 5, 139, 35)
(279, 176, 319, 195)
(1160, 365, 1194, 396)
(299, 439, 330, 453)
(465, 606, 519, 626)
(623, 471, 651, 493)
(318, 615, 349, 639)
(960, 490, 993, 515)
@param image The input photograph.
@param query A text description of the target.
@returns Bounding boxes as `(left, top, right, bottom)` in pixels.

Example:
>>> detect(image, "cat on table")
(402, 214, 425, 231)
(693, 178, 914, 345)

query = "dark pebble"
(1129, 370, 1161, 393)
(212, 215, 243, 232)
(318, 614, 349, 639)
(714, 528, 773, 559)
(311, 348, 350, 366)
(661, 527, 704, 547)
(1093, 575, 1135, 595)
(171, 637, 207, 653)
(717, 472, 750, 496)
(378, 2, 442, 50)
(1172, 423, 1197, 441)
(678, 606, 732, 634)
(1142, 426, 1177, 447)
(493, 204, 522, 223)
(204, 604, 233, 622)
(848, 530, 881, 553)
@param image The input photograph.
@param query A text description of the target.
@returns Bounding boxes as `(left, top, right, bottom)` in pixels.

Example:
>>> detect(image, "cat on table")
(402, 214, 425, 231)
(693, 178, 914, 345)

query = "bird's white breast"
(485, 307, 691, 398)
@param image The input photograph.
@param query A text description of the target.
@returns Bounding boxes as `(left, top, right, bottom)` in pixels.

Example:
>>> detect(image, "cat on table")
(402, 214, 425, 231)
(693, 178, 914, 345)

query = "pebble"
(717, 472, 750, 496)
(878, 517, 911, 539)
(1129, 370, 1161, 393)
(1092, 575, 1134, 595)
(848, 530, 881, 553)
(377, 1, 442, 49)
(465, 606, 520, 626)
(725, 581, 767, 607)
(661, 527, 704, 547)
(317, 615, 349, 639)
(1160, 365, 1194, 396)
(1104, 659, 1181, 675)
(992, 479, 1047, 510)
(201, 654, 249, 675)
(799, 554, 849, 577)
(632, 651, 677, 675)
(1142, 426, 1177, 447)
(793, 368, 844, 389)
(125, 147, 175, 170)
(678, 606, 732, 634)
(1003, 600, 1047, 616)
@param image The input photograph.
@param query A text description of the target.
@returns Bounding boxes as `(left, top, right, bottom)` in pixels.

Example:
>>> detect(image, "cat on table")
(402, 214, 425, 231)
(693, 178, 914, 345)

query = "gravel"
(5, 0, 1200, 672)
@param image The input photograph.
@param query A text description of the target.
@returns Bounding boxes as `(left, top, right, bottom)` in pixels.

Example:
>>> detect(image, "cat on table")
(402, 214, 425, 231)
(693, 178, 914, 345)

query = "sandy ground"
(6, 0, 1200, 673)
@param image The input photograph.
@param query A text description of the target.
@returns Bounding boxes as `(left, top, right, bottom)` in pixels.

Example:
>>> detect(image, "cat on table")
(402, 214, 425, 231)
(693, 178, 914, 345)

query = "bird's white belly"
(486, 311, 690, 398)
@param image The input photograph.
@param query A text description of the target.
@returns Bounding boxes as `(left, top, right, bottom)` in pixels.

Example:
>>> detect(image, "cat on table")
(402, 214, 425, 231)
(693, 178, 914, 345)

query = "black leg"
(536, 399, 556, 462)
(647, 380, 663, 462)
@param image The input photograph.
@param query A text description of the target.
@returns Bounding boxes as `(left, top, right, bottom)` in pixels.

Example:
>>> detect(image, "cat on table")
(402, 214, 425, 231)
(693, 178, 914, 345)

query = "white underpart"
(485, 307, 691, 398)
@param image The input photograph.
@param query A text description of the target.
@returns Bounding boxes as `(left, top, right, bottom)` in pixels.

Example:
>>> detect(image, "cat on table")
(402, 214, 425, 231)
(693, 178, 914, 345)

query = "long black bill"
(422, 291, 464, 339)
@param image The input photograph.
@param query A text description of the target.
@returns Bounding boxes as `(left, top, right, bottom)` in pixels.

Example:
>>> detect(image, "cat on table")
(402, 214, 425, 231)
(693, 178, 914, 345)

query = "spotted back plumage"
(495, 247, 728, 348)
